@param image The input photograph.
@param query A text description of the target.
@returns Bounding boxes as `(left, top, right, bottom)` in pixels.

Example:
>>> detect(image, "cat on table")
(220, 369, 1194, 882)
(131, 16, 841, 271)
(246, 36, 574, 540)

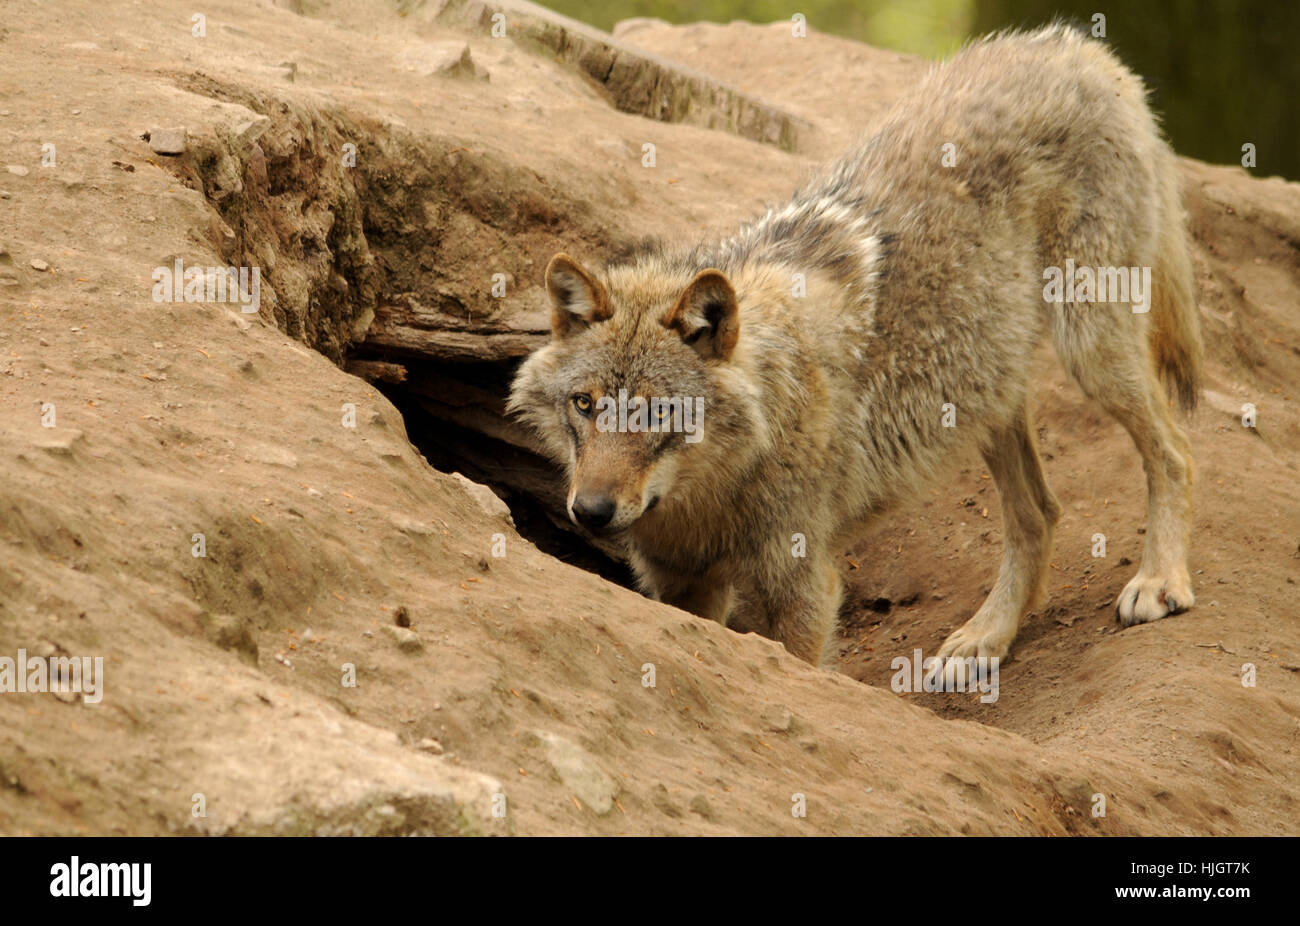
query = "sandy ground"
(0, 0, 1296, 834)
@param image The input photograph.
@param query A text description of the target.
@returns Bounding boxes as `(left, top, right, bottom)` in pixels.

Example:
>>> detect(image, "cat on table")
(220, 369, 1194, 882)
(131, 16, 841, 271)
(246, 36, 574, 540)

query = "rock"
(34, 429, 82, 455)
(383, 625, 423, 653)
(688, 794, 715, 820)
(391, 514, 434, 535)
(450, 472, 512, 524)
(148, 127, 187, 155)
(416, 737, 444, 755)
(760, 703, 794, 733)
(247, 443, 298, 468)
(408, 42, 489, 81)
(650, 783, 682, 818)
(533, 731, 618, 815)
(6, 165, 29, 176)
(30, 259, 49, 272)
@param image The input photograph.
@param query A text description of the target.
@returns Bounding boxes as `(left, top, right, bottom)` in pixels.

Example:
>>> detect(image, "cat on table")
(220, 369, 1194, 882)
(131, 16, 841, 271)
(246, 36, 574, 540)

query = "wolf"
(508, 24, 1202, 666)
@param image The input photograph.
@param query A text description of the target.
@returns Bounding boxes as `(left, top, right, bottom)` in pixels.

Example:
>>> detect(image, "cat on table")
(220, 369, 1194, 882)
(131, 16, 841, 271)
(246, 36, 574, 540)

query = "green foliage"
(541, 0, 1297, 178)
(540, 0, 972, 58)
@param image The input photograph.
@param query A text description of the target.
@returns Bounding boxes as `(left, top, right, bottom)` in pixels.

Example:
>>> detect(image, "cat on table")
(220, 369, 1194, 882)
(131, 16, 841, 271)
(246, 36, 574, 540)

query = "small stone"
(450, 472, 512, 523)
(534, 731, 618, 815)
(760, 703, 794, 733)
(424, 42, 488, 80)
(148, 127, 187, 156)
(6, 165, 29, 177)
(392, 514, 434, 535)
(30, 259, 49, 272)
(34, 429, 82, 455)
(650, 783, 682, 818)
(416, 737, 444, 755)
(394, 606, 411, 628)
(688, 794, 715, 820)
(247, 443, 297, 468)
(383, 625, 423, 653)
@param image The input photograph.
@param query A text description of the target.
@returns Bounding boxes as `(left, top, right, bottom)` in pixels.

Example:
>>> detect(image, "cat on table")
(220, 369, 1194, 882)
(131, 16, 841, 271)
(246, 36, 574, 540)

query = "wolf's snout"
(571, 492, 616, 530)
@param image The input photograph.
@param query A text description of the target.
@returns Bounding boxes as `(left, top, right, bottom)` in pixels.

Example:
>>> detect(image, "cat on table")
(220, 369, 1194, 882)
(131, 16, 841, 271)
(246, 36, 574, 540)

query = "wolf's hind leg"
(1055, 318, 1195, 625)
(938, 407, 1060, 662)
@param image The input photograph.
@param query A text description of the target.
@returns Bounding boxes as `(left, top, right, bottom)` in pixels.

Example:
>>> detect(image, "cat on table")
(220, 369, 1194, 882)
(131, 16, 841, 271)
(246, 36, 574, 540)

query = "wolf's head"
(508, 252, 757, 536)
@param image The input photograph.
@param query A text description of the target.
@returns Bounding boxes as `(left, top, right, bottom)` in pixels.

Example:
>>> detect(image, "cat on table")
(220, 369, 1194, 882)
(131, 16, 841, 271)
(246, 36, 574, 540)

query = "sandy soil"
(0, 0, 1296, 835)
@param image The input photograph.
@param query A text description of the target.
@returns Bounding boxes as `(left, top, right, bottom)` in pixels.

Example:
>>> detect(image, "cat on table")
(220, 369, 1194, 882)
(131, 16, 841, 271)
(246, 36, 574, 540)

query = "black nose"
(572, 493, 616, 530)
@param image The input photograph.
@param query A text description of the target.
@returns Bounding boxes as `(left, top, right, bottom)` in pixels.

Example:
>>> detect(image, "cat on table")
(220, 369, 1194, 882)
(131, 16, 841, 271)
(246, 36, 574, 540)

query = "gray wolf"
(508, 25, 1202, 666)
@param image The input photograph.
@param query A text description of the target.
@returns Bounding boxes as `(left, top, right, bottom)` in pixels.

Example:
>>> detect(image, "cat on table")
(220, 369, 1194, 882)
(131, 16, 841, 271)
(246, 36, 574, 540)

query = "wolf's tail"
(1149, 166, 1203, 412)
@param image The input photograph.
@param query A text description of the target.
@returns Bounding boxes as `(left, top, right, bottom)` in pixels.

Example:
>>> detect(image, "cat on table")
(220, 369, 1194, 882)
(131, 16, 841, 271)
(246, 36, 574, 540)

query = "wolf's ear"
(663, 269, 739, 361)
(546, 253, 611, 339)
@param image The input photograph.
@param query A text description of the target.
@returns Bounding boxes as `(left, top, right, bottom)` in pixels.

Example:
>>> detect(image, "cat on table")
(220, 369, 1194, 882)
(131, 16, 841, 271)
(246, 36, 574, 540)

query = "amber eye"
(651, 402, 671, 423)
(572, 394, 593, 416)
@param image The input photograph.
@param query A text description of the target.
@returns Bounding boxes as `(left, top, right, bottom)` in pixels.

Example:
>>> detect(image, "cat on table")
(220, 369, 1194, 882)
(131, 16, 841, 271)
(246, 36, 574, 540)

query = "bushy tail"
(1149, 170, 1203, 412)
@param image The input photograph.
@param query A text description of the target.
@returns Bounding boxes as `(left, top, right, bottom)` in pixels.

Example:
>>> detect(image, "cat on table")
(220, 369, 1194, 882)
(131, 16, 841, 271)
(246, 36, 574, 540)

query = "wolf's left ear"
(546, 253, 611, 339)
(663, 269, 739, 361)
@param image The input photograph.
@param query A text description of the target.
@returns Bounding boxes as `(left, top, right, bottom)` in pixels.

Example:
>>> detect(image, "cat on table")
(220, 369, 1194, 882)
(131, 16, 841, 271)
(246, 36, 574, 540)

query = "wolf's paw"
(1116, 571, 1194, 626)
(937, 614, 1014, 663)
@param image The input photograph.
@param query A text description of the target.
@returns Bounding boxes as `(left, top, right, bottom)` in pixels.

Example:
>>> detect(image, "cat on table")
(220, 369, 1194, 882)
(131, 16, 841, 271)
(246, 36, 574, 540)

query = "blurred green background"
(540, 0, 1299, 180)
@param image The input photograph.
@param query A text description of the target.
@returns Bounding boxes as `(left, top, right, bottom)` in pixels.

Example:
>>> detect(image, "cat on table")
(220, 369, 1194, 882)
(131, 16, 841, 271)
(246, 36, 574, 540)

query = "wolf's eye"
(651, 402, 671, 423)
(572, 394, 593, 417)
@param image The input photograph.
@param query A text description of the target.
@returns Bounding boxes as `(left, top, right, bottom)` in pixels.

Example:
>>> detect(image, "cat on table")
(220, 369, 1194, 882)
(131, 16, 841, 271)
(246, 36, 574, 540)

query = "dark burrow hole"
(374, 362, 637, 591)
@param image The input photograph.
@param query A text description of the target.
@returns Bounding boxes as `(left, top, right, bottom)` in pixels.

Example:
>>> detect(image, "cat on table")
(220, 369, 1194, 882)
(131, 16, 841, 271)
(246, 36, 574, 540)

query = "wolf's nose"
(572, 493, 616, 529)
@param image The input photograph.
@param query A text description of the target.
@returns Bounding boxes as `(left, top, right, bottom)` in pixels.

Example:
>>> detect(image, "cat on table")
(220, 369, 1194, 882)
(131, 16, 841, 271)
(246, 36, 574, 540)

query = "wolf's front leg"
(756, 552, 843, 666)
(630, 553, 735, 627)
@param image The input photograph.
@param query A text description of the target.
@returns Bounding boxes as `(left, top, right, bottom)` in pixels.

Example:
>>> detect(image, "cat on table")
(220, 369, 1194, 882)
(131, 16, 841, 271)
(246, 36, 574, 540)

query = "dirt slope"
(0, 0, 1296, 835)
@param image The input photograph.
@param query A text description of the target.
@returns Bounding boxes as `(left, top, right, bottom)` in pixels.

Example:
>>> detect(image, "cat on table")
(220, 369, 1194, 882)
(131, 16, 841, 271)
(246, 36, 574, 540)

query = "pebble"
(534, 731, 619, 815)
(34, 429, 83, 456)
(760, 704, 794, 733)
(6, 165, 29, 176)
(383, 625, 423, 653)
(148, 127, 187, 156)
(30, 259, 49, 272)
(416, 738, 444, 754)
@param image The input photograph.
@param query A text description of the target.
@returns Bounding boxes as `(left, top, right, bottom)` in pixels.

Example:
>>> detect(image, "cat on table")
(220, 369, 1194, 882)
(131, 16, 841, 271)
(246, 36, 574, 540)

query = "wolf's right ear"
(663, 268, 739, 361)
(546, 253, 611, 339)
